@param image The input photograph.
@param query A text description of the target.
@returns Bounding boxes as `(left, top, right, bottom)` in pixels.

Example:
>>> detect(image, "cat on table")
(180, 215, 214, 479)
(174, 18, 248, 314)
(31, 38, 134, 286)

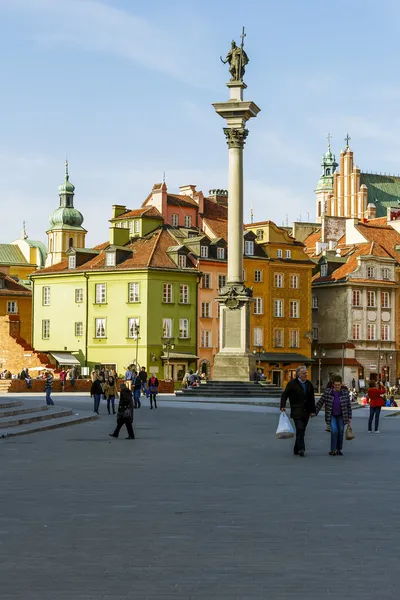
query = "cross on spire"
(345, 133, 351, 148)
(240, 26, 246, 47)
(326, 133, 332, 148)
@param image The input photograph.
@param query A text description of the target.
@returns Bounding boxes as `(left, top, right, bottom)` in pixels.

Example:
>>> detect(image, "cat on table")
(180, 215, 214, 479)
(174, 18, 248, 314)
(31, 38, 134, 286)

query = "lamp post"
(380, 352, 393, 385)
(313, 347, 326, 395)
(162, 337, 175, 381)
(134, 322, 140, 371)
(252, 345, 265, 367)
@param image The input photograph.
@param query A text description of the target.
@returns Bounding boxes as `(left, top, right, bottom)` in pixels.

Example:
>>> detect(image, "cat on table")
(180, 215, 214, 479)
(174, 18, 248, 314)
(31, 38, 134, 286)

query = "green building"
(31, 208, 199, 380)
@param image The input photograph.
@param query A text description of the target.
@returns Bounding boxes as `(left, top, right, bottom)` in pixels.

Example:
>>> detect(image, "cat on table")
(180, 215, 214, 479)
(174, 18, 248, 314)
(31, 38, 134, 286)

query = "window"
(382, 268, 390, 280)
(180, 284, 189, 304)
(277, 249, 282, 258)
(367, 266, 375, 279)
(381, 324, 390, 341)
(128, 318, 140, 339)
(201, 330, 211, 348)
(321, 263, 328, 277)
(95, 318, 106, 338)
(254, 327, 263, 346)
(134, 220, 140, 233)
(352, 323, 361, 340)
(75, 322, 83, 336)
(42, 319, 50, 339)
(352, 290, 361, 306)
(245, 240, 254, 256)
(254, 297, 263, 314)
(42, 287, 50, 306)
(178, 255, 187, 268)
(274, 273, 283, 288)
(312, 296, 318, 309)
(128, 282, 139, 303)
(217, 247, 225, 260)
(274, 299, 283, 318)
(7, 301, 18, 314)
(202, 273, 211, 289)
(290, 300, 299, 318)
(285, 250, 291, 259)
(367, 324, 376, 340)
(218, 274, 226, 290)
(179, 318, 189, 339)
(256, 229, 264, 240)
(381, 291, 390, 308)
(163, 318, 172, 338)
(75, 288, 83, 303)
(312, 326, 319, 341)
(163, 283, 173, 303)
(95, 284, 106, 304)
(69, 237, 73, 247)
(289, 329, 299, 348)
(122, 221, 128, 229)
(242, 269, 247, 281)
(105, 252, 116, 267)
(254, 270, 263, 283)
(129, 221, 134, 234)
(68, 255, 76, 269)
(171, 214, 179, 227)
(201, 302, 211, 318)
(367, 291, 376, 307)
(200, 245, 209, 258)
(290, 274, 299, 289)
(184, 215, 192, 228)
(273, 328, 284, 348)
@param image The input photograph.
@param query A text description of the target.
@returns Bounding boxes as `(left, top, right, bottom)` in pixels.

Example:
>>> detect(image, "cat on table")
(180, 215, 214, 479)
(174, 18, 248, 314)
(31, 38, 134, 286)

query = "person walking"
(103, 375, 119, 415)
(124, 366, 133, 391)
(109, 383, 135, 439)
(45, 371, 54, 406)
(132, 371, 142, 408)
(280, 366, 316, 457)
(59, 368, 67, 391)
(90, 375, 103, 414)
(148, 374, 159, 409)
(367, 380, 385, 433)
(315, 374, 352, 456)
(139, 366, 148, 396)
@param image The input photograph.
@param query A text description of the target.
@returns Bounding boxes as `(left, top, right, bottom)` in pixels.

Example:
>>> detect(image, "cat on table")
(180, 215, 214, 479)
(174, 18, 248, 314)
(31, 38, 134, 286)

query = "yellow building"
(244, 221, 314, 387)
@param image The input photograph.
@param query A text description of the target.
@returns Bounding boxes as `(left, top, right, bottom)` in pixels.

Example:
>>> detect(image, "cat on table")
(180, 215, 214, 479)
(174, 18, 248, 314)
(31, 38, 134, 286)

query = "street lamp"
(252, 345, 265, 366)
(134, 322, 140, 371)
(380, 352, 393, 385)
(313, 347, 326, 395)
(162, 336, 175, 381)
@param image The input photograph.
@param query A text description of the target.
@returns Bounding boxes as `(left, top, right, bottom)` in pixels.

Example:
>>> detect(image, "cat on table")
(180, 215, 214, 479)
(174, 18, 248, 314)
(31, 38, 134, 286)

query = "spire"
(250, 204, 254, 224)
(345, 133, 351, 149)
(326, 132, 332, 150)
(21, 221, 28, 240)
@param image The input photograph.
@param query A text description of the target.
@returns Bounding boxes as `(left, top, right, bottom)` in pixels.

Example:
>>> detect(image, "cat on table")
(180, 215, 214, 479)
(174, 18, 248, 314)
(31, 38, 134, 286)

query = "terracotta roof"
(112, 206, 163, 220)
(167, 194, 199, 208)
(201, 198, 228, 239)
(0, 272, 32, 296)
(355, 221, 400, 261)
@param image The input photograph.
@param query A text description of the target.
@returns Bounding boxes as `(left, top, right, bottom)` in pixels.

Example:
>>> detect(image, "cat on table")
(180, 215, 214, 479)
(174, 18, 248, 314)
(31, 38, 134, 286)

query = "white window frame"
(290, 300, 299, 318)
(312, 296, 318, 309)
(105, 252, 116, 267)
(244, 240, 254, 256)
(75, 288, 83, 303)
(312, 326, 319, 341)
(134, 220, 140, 233)
(7, 301, 18, 314)
(352, 323, 361, 340)
(367, 291, 376, 308)
(381, 324, 390, 341)
(256, 229, 264, 240)
(273, 328, 284, 348)
(254, 297, 263, 315)
(367, 266, 375, 279)
(277, 249, 283, 258)
(381, 291, 390, 308)
(179, 284, 189, 304)
(382, 268, 390, 280)
(274, 299, 283, 318)
(128, 317, 140, 339)
(285, 250, 291, 259)
(290, 274, 299, 289)
(163, 318, 173, 338)
(95, 283, 107, 304)
(274, 273, 283, 288)
(217, 247, 225, 260)
(201, 330, 212, 348)
(128, 282, 140, 303)
(200, 245, 209, 258)
(289, 329, 299, 348)
(321, 263, 328, 277)
(68, 255, 76, 269)
(178, 255, 187, 268)
(42, 287, 50, 306)
(75, 322, 83, 336)
(352, 289, 361, 307)
(367, 323, 376, 341)
(218, 274, 226, 290)
(202, 273, 211, 289)
(184, 215, 192, 228)
(253, 327, 263, 346)
(95, 318, 106, 338)
(201, 302, 211, 318)
(179, 318, 189, 339)
(42, 319, 50, 339)
(171, 214, 179, 227)
(163, 283, 173, 303)
(254, 270, 263, 283)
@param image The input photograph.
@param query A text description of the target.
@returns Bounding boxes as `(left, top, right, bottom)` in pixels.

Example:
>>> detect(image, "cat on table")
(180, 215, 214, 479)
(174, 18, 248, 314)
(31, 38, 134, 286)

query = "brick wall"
(2, 377, 174, 394)
(0, 315, 50, 375)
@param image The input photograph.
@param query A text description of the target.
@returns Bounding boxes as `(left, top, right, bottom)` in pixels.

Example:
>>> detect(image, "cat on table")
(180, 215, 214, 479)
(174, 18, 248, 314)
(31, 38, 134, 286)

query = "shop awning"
(49, 352, 80, 366)
(258, 352, 314, 365)
(161, 352, 198, 361)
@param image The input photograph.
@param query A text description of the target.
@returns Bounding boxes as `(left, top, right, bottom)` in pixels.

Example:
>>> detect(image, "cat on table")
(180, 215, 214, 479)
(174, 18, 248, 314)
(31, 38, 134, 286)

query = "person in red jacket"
(367, 381, 385, 433)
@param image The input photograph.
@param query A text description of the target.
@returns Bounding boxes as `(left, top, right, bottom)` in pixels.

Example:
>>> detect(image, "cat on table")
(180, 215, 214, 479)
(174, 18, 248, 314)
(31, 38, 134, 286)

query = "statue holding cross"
(220, 27, 249, 82)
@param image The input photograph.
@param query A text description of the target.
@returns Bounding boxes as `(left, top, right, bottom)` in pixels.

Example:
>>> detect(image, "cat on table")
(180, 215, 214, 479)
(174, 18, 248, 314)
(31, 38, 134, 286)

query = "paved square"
(1, 399, 399, 599)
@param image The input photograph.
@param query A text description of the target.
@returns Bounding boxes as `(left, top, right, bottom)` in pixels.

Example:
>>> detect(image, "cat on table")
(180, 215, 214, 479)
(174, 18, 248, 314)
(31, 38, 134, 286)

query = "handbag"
(149, 385, 159, 394)
(345, 424, 355, 441)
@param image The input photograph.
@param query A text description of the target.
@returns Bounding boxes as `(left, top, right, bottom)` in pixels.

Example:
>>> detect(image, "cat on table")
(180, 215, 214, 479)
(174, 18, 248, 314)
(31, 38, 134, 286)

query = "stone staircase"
(176, 380, 284, 398)
(0, 399, 97, 438)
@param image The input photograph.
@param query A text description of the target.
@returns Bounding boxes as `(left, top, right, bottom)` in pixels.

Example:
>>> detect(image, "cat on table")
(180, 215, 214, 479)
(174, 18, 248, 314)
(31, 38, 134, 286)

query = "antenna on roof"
(250, 204, 254, 224)
(163, 171, 166, 184)
(285, 214, 288, 227)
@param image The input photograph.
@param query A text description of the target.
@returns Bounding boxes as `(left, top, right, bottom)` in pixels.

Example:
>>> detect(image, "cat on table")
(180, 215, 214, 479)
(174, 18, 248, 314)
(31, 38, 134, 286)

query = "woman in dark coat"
(316, 374, 352, 456)
(148, 375, 159, 409)
(109, 383, 135, 439)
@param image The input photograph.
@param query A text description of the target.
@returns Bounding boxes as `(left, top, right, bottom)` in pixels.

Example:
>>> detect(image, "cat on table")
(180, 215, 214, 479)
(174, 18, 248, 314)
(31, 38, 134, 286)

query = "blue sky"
(1, 0, 400, 246)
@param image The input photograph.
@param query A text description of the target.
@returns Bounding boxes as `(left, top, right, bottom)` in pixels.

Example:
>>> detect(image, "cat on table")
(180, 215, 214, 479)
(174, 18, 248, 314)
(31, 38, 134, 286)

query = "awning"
(49, 352, 80, 366)
(161, 352, 198, 361)
(258, 352, 314, 365)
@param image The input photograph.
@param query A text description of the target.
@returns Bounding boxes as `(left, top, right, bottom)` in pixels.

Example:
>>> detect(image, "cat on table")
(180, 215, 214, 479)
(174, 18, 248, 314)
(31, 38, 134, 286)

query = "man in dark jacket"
(280, 365, 316, 456)
(109, 383, 135, 439)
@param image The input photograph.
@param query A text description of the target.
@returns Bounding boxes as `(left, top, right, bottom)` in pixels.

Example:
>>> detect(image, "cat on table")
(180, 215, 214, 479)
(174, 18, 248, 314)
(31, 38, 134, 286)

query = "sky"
(1, 0, 400, 246)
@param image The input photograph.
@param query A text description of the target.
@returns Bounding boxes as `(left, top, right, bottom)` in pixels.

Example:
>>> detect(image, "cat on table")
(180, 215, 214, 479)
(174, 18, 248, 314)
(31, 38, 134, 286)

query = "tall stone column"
(212, 57, 260, 381)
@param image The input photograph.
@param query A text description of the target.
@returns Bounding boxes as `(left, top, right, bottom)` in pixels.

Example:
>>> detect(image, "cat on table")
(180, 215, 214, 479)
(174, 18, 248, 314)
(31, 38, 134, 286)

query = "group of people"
(280, 366, 389, 457)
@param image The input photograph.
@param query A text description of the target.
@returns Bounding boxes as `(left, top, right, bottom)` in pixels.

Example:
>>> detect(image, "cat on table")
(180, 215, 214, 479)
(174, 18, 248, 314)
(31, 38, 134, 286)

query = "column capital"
(223, 127, 249, 149)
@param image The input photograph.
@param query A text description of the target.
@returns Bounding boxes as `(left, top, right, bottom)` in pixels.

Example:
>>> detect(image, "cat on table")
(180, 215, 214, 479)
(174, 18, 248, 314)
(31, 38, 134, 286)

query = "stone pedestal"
(212, 80, 260, 381)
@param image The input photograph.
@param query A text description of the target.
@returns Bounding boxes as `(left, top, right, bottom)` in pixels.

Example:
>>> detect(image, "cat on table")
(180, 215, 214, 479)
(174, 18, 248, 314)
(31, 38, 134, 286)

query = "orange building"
(0, 271, 32, 343)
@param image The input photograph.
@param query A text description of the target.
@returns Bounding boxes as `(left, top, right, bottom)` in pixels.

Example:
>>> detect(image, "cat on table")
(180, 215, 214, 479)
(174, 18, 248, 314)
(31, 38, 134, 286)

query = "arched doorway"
(200, 359, 210, 379)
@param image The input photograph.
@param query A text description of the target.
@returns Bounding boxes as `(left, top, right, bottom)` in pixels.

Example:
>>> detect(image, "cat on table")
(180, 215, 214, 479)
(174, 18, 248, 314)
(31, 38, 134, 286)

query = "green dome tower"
(315, 135, 338, 222)
(46, 162, 87, 267)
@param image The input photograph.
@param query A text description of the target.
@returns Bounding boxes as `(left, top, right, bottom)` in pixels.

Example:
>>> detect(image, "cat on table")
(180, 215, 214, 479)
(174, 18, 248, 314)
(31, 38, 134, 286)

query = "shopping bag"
(276, 412, 295, 439)
(345, 424, 355, 441)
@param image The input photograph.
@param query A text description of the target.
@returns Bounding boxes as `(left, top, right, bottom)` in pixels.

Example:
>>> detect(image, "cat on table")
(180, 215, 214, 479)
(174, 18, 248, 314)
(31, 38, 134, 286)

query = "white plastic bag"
(276, 412, 295, 439)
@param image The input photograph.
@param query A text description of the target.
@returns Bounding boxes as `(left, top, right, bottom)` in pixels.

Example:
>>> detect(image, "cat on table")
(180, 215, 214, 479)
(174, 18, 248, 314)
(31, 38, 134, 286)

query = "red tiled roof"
(201, 198, 228, 239)
(112, 206, 163, 220)
(0, 272, 32, 296)
(355, 221, 400, 261)
(167, 194, 199, 208)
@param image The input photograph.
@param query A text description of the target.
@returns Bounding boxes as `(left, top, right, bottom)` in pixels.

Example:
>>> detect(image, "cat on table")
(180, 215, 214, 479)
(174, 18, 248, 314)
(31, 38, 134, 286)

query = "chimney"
(109, 226, 130, 246)
(179, 185, 197, 198)
(366, 203, 376, 220)
(111, 205, 127, 219)
(151, 182, 168, 217)
(208, 189, 228, 205)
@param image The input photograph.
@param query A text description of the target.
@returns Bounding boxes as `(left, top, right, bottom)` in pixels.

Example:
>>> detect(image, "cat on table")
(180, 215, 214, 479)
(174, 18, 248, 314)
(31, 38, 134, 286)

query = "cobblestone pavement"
(1, 398, 400, 599)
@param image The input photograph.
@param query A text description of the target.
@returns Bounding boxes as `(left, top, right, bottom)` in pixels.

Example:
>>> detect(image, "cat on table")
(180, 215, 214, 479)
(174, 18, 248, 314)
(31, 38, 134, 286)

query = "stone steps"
(0, 405, 48, 418)
(0, 413, 96, 438)
(0, 400, 24, 409)
(177, 381, 284, 398)
(0, 407, 73, 429)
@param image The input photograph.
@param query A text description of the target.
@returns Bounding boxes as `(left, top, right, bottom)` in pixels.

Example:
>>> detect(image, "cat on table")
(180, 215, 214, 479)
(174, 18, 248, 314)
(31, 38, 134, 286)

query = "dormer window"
(200, 245, 208, 258)
(217, 247, 225, 260)
(367, 266, 375, 279)
(105, 252, 116, 267)
(256, 229, 264, 240)
(244, 241, 254, 256)
(277, 249, 283, 258)
(382, 268, 390, 280)
(321, 263, 328, 277)
(172, 214, 179, 227)
(178, 255, 187, 268)
(134, 220, 140, 234)
(285, 250, 291, 259)
(68, 255, 76, 269)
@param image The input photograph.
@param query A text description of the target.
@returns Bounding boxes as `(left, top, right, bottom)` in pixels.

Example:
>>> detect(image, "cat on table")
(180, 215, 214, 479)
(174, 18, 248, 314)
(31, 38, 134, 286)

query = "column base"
(213, 352, 256, 382)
